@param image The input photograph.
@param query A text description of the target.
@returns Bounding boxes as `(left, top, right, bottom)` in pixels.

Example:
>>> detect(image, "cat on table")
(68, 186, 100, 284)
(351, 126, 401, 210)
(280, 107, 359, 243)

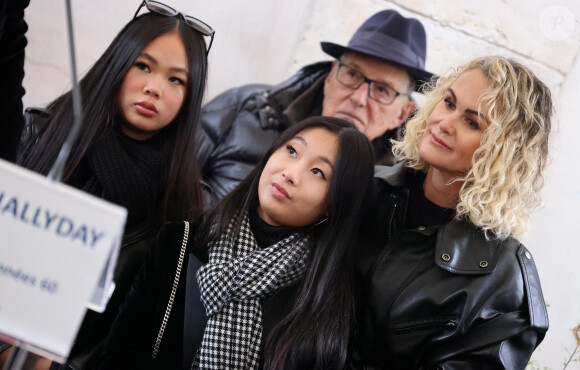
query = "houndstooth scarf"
(195, 212, 311, 369)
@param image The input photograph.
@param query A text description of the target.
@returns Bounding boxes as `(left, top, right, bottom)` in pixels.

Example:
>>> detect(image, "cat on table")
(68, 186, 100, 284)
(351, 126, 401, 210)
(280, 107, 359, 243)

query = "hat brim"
(320, 41, 434, 91)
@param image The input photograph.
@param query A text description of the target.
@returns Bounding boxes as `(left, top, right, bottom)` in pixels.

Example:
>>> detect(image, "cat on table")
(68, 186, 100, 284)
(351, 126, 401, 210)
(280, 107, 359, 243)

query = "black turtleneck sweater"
(405, 170, 456, 228)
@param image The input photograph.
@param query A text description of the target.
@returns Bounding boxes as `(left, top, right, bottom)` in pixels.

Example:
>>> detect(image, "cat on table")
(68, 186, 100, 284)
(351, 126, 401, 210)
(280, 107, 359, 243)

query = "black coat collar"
(373, 162, 519, 275)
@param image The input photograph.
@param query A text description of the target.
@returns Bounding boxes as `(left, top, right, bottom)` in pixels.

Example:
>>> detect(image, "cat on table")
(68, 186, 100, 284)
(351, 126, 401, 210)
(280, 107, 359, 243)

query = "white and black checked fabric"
(195, 212, 311, 369)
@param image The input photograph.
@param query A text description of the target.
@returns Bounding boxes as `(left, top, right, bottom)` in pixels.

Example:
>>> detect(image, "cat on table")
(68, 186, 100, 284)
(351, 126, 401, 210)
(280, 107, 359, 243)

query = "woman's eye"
(466, 119, 480, 130)
(286, 144, 297, 157)
(135, 62, 150, 72)
(444, 98, 454, 110)
(169, 77, 185, 86)
(311, 168, 326, 180)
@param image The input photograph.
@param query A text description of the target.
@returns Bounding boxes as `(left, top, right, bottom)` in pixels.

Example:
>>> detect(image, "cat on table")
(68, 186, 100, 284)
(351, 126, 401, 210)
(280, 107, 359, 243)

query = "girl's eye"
(135, 62, 150, 72)
(169, 77, 185, 86)
(311, 168, 326, 180)
(286, 144, 297, 158)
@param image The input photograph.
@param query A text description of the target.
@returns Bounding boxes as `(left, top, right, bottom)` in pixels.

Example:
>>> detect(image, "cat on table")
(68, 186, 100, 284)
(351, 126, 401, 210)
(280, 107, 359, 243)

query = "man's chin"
(333, 113, 365, 132)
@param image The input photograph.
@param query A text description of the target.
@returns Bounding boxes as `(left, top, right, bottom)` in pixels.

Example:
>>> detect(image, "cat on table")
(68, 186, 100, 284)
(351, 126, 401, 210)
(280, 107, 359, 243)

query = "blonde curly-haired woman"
(356, 56, 552, 369)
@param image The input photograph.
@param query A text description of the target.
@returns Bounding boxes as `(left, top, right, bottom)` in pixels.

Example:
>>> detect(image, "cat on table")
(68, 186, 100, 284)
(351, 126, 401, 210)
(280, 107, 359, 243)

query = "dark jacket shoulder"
(358, 162, 549, 368)
(19, 106, 50, 151)
(196, 62, 331, 201)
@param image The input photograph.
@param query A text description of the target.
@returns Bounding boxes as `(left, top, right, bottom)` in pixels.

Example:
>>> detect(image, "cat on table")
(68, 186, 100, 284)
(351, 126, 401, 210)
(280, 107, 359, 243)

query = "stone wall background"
(21, 1, 580, 368)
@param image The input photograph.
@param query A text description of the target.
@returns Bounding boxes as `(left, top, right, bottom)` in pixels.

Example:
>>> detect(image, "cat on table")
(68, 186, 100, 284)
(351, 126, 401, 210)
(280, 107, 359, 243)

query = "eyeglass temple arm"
(133, 1, 146, 19)
(205, 33, 214, 55)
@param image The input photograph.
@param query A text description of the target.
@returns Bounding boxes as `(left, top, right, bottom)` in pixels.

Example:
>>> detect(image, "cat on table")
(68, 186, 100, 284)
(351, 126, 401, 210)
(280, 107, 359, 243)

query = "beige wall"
(22, 1, 580, 368)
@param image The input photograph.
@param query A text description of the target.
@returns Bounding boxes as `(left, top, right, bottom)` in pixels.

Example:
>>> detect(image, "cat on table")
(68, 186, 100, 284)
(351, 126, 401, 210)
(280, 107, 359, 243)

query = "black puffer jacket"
(356, 163, 549, 369)
(197, 61, 402, 202)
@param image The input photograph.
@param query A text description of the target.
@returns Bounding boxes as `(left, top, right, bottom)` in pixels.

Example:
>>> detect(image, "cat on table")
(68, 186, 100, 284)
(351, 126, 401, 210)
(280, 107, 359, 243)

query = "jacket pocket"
(393, 316, 458, 335)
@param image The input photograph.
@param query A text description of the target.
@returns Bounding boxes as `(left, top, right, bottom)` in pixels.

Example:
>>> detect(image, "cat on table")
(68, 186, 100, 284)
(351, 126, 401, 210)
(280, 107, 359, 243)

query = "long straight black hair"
(196, 116, 375, 369)
(17, 12, 208, 223)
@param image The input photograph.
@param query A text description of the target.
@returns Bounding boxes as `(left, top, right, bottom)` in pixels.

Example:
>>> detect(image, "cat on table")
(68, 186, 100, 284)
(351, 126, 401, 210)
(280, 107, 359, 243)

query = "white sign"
(0, 159, 127, 361)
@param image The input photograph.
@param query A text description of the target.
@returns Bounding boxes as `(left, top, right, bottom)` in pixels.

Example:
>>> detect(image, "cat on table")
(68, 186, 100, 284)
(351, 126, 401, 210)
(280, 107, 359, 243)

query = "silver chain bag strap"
(152, 221, 190, 359)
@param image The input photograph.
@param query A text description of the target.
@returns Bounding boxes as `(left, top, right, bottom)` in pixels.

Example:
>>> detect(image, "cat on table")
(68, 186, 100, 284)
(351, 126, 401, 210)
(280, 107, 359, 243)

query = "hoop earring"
(313, 216, 328, 227)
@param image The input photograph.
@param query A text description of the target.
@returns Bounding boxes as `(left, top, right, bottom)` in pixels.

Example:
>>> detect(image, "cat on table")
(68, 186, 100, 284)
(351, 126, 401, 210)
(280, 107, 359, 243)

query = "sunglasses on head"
(133, 0, 215, 55)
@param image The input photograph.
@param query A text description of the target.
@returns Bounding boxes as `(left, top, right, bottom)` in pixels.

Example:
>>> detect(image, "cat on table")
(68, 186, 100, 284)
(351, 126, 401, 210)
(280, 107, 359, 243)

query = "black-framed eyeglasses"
(134, 0, 215, 55)
(335, 62, 410, 105)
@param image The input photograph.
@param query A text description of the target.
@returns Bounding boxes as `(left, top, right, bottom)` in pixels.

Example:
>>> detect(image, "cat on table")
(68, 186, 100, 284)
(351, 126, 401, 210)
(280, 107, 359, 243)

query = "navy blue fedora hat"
(321, 10, 433, 89)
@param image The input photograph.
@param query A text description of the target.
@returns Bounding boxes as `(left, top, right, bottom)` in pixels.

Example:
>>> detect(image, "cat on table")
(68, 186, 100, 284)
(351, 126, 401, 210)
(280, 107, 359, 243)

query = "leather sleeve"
(424, 245, 548, 370)
(359, 217, 548, 369)
(425, 313, 542, 369)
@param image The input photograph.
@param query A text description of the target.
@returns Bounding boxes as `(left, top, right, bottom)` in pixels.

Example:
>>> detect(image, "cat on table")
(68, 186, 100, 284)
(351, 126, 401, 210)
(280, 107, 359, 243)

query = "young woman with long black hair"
(12, 2, 215, 368)
(99, 116, 376, 369)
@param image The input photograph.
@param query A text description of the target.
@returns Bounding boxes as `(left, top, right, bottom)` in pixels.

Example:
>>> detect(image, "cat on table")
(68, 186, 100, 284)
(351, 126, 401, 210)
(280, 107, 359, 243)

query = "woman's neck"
(422, 166, 462, 209)
(249, 208, 301, 249)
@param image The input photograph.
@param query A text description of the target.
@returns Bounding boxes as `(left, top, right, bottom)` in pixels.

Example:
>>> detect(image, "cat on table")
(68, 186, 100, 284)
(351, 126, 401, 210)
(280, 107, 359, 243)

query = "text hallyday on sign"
(0, 191, 105, 248)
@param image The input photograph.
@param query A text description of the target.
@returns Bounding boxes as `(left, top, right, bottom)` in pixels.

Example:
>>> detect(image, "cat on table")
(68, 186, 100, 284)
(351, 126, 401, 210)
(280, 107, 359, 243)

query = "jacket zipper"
(387, 194, 398, 243)
(393, 317, 457, 335)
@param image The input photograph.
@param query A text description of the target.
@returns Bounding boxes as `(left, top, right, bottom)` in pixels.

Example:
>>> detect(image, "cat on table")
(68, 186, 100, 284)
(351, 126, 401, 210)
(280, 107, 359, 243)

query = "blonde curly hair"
(392, 56, 552, 239)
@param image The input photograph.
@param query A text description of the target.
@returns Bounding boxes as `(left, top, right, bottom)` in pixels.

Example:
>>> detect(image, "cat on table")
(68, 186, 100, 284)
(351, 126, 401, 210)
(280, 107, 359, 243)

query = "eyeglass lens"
(184, 17, 213, 36)
(337, 65, 398, 104)
(145, 1, 177, 17)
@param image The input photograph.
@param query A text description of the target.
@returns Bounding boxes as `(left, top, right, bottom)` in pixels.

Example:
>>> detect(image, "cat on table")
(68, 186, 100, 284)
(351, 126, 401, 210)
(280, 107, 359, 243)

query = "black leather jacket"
(356, 163, 548, 369)
(197, 61, 401, 202)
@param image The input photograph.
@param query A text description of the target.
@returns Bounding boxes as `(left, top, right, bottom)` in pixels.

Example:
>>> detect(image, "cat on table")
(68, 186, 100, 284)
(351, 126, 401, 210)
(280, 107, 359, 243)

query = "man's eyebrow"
(138, 52, 189, 77)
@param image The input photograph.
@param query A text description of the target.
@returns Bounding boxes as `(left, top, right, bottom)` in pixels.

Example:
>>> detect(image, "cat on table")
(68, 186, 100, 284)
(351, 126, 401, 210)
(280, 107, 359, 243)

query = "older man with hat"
(197, 9, 433, 202)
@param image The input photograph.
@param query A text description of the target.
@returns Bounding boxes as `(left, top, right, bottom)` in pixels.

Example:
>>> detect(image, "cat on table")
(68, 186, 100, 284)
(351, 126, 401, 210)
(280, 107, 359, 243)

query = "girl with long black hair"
(14, 2, 214, 368)
(100, 116, 376, 369)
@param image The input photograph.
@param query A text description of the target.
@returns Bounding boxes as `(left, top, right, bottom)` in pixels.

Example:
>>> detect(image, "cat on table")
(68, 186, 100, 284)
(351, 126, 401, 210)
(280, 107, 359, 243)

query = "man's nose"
(349, 83, 369, 107)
